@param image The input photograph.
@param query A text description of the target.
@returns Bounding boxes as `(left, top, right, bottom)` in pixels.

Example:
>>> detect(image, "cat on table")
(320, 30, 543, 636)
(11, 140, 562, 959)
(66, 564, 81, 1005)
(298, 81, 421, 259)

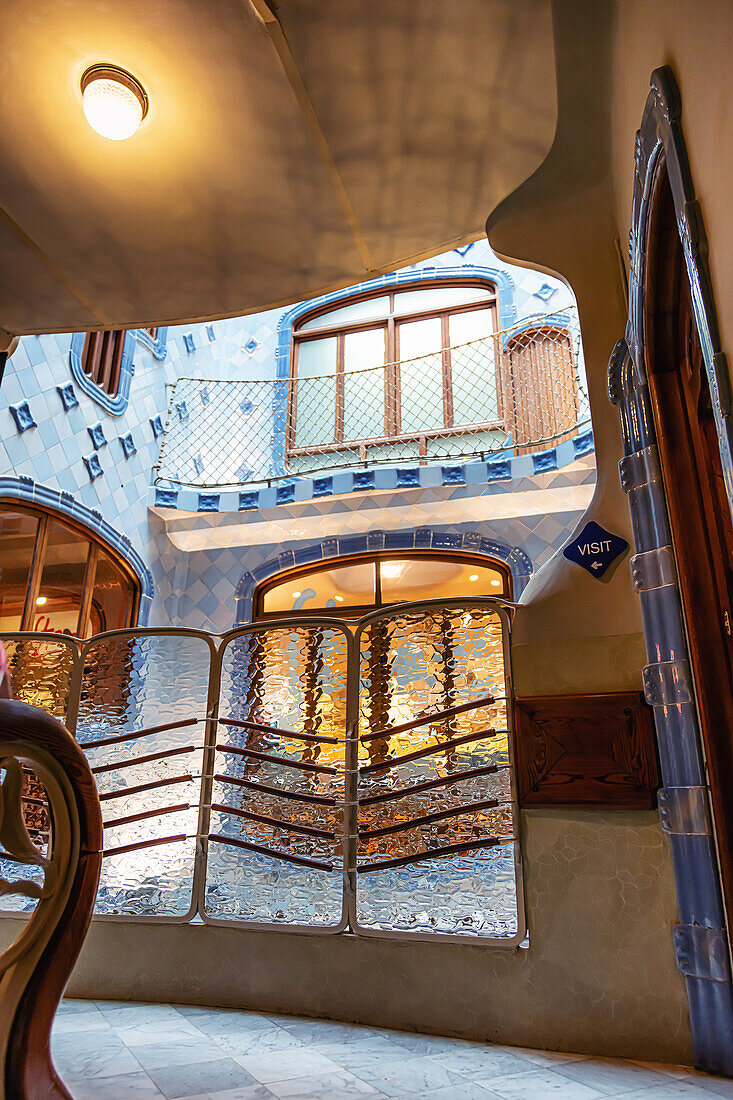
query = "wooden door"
(645, 153, 733, 921)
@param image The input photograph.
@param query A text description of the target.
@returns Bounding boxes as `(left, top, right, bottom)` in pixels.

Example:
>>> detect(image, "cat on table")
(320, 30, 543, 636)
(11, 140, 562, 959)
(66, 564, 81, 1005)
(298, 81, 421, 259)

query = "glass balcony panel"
(0, 636, 77, 720)
(77, 632, 211, 917)
(356, 605, 518, 938)
(207, 625, 349, 927)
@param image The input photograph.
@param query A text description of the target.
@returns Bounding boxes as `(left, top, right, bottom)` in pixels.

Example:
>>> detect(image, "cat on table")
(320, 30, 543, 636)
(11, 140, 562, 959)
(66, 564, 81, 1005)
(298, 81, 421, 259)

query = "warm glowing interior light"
(292, 591, 302, 598)
(81, 65, 148, 140)
(469, 574, 479, 581)
(35, 595, 47, 606)
(380, 562, 403, 579)
(335, 595, 344, 602)
(491, 579, 502, 587)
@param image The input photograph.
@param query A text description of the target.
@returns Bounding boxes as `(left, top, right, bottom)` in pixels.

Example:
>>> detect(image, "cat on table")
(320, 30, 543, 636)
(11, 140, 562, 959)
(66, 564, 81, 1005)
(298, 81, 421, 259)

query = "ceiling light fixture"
(35, 595, 47, 606)
(491, 579, 501, 587)
(380, 562, 403, 579)
(469, 574, 479, 581)
(81, 64, 148, 140)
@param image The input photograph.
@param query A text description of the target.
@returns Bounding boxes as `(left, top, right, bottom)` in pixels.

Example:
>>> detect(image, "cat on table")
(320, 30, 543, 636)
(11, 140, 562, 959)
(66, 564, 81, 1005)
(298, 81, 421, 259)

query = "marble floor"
(51, 999, 733, 1100)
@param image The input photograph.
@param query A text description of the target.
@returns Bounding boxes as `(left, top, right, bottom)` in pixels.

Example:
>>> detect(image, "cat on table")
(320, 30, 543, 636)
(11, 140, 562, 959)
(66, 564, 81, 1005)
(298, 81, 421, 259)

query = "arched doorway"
(644, 151, 733, 922)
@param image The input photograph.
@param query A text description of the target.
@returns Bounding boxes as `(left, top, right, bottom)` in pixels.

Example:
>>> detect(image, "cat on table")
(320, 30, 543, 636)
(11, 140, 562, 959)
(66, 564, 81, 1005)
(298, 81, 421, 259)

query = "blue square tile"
(206, 324, 216, 341)
(352, 470, 375, 491)
(239, 491, 259, 510)
(175, 401, 188, 422)
(155, 488, 178, 508)
(9, 402, 36, 433)
(431, 531, 462, 549)
(338, 534, 368, 554)
(573, 429, 594, 457)
(486, 459, 512, 481)
(441, 465, 466, 486)
(198, 493, 220, 512)
(56, 382, 78, 411)
(533, 449, 558, 473)
(313, 477, 333, 497)
(119, 432, 137, 459)
(83, 453, 103, 481)
(183, 332, 196, 353)
(385, 530, 416, 550)
(150, 415, 164, 438)
(193, 453, 205, 476)
(87, 422, 107, 449)
(396, 468, 420, 488)
(276, 483, 295, 505)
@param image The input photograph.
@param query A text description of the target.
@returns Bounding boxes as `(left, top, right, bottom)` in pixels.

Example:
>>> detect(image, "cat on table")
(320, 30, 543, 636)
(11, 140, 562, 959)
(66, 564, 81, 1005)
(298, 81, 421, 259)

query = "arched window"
(287, 281, 500, 470)
(0, 503, 139, 637)
(254, 551, 510, 617)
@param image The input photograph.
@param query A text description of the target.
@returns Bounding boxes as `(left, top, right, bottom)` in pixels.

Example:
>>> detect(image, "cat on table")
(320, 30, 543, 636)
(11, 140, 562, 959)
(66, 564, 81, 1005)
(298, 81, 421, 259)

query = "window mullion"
(77, 542, 99, 639)
(441, 313, 454, 428)
(335, 335, 345, 444)
(21, 515, 49, 631)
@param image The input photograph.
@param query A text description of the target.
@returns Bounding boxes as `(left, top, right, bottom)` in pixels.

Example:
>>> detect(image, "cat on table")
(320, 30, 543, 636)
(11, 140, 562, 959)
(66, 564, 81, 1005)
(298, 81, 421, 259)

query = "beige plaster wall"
(0, 810, 689, 1063)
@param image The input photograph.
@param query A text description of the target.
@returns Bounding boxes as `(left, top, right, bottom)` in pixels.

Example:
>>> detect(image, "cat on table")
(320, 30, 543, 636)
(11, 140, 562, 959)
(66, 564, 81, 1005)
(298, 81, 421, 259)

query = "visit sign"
(563, 521, 629, 580)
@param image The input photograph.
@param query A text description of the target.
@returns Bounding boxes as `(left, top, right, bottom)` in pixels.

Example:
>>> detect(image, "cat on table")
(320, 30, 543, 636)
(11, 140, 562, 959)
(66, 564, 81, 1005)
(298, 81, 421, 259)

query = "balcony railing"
(0, 598, 523, 944)
(155, 309, 588, 490)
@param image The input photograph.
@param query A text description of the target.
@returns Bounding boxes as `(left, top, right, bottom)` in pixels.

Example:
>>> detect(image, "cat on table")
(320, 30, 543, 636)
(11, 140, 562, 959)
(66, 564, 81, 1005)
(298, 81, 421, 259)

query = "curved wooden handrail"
(0, 699, 103, 1100)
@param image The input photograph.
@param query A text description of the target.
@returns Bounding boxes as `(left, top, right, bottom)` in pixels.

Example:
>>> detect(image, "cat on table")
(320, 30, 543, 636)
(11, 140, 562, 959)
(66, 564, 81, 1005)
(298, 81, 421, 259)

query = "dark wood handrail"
(361, 694, 496, 741)
(359, 728, 496, 774)
(0, 699, 102, 1100)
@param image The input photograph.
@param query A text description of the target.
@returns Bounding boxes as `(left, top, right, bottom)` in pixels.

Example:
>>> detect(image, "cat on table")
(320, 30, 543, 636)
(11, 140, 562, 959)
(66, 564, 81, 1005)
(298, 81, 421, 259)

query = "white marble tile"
(309, 1038, 409, 1075)
(147, 1058, 260, 1100)
(425, 1045, 532, 1080)
(51, 1034, 143, 1081)
(552, 1057, 675, 1095)
(266, 1069, 382, 1099)
(59, 1070, 166, 1099)
(212, 1029, 307, 1057)
(496, 1044, 589, 1067)
(188, 1088, 275, 1100)
(481, 1067, 605, 1100)
(237, 1050, 344, 1084)
(133, 1040, 229, 1071)
(347, 1055, 470, 1098)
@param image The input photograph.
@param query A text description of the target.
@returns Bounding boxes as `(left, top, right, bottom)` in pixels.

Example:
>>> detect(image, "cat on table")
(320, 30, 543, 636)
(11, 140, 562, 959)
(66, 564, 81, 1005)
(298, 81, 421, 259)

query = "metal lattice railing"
(155, 309, 589, 489)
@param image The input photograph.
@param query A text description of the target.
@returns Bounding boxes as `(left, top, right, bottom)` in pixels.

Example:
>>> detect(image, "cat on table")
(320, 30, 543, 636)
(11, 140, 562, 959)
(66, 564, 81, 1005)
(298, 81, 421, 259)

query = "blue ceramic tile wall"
(0, 241, 590, 631)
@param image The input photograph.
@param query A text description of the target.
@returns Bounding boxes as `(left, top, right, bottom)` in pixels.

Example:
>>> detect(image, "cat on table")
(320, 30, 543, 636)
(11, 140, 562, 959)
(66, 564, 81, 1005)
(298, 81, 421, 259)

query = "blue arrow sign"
(563, 521, 629, 580)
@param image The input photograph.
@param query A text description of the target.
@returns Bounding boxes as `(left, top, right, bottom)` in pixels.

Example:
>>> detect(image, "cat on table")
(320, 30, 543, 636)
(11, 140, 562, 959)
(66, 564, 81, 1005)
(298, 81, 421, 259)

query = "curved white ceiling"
(0, 0, 556, 334)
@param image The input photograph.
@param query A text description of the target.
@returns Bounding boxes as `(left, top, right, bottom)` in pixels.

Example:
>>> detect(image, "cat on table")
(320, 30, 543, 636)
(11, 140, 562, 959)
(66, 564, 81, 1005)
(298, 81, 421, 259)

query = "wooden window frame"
(80, 330, 126, 397)
(287, 280, 500, 460)
(0, 501, 140, 637)
(253, 550, 512, 621)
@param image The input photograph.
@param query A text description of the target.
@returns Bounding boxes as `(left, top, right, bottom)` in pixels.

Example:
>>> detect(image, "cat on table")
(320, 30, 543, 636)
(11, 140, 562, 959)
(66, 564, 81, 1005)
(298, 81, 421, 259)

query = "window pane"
(298, 295, 391, 332)
(393, 286, 493, 316)
(35, 521, 90, 637)
(449, 308, 498, 425)
(344, 327, 386, 441)
(0, 510, 38, 630)
(294, 337, 337, 447)
(380, 558, 507, 603)
(448, 306, 495, 344)
(398, 317, 444, 432)
(263, 562, 376, 614)
(90, 551, 132, 636)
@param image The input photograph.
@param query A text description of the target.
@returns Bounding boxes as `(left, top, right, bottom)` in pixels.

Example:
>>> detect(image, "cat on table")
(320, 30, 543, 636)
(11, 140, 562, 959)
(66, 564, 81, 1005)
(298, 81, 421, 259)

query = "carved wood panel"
(513, 692, 660, 808)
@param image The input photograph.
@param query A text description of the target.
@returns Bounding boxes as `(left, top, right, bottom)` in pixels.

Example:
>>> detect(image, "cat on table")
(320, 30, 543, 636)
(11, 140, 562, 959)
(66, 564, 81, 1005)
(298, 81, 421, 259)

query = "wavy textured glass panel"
(77, 633, 211, 917)
(205, 626, 348, 926)
(1, 636, 77, 721)
(356, 606, 519, 937)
